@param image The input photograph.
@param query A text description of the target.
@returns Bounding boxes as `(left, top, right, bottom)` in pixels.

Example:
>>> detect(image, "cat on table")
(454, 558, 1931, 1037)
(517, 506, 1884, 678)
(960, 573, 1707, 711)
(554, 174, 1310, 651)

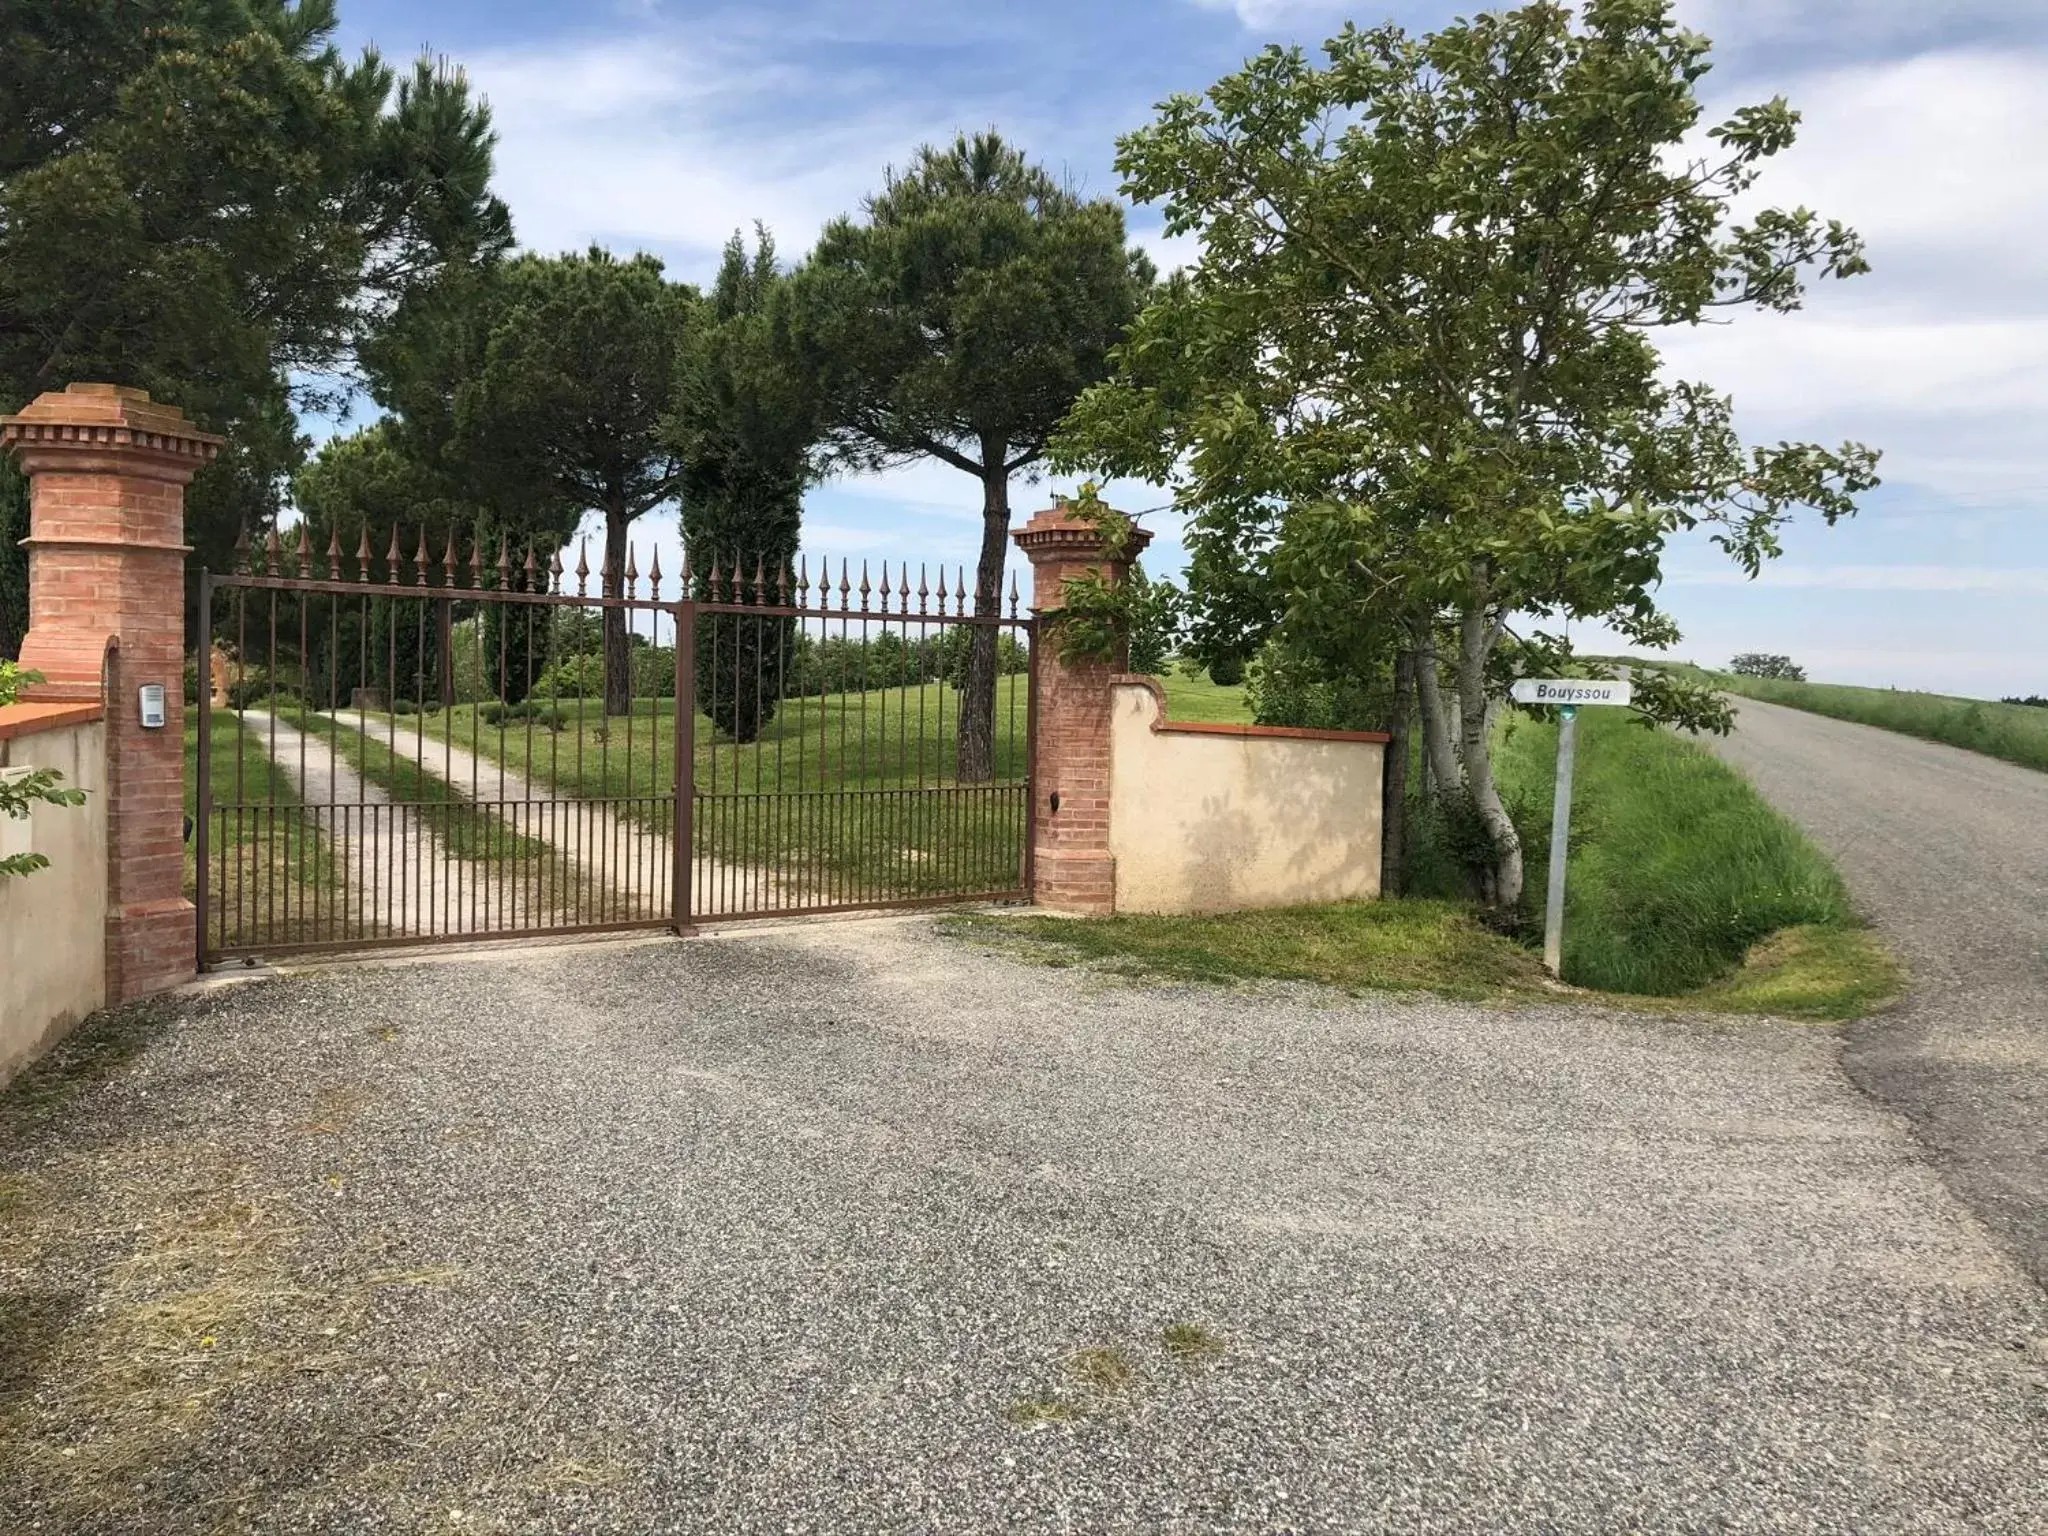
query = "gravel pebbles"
(2, 916, 2043, 1533)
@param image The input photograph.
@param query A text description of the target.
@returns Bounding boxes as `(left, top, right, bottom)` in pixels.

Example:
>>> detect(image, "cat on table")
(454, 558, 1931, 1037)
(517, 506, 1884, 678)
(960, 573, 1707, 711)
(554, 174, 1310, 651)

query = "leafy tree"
(0, 662, 87, 878)
(669, 229, 822, 742)
(780, 131, 1154, 778)
(1729, 652, 1806, 681)
(1056, 0, 1879, 908)
(368, 250, 696, 716)
(0, 0, 511, 656)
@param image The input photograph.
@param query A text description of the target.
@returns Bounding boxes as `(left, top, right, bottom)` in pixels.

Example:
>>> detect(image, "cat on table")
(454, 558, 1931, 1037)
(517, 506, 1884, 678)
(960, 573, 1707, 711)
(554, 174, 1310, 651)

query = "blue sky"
(321, 0, 2048, 696)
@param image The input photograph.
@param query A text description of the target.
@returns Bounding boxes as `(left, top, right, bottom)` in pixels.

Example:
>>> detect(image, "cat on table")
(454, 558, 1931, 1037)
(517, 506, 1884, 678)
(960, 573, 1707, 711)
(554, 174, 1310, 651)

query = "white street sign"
(1511, 677, 1633, 707)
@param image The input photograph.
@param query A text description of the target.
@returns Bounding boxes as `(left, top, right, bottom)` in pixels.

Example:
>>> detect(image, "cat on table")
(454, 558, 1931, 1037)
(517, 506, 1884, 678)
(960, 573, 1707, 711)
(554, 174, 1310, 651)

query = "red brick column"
(2, 384, 222, 1001)
(1013, 501, 1152, 915)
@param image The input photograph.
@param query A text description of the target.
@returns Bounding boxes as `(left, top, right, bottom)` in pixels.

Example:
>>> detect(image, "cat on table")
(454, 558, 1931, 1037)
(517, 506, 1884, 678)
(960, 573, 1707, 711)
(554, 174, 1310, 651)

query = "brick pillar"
(1013, 501, 1152, 915)
(2, 384, 223, 1001)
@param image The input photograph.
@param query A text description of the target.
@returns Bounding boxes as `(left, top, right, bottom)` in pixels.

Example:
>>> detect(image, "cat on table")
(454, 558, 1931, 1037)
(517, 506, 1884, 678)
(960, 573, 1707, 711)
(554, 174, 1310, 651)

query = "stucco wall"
(1, 713, 108, 1086)
(1108, 680, 1385, 915)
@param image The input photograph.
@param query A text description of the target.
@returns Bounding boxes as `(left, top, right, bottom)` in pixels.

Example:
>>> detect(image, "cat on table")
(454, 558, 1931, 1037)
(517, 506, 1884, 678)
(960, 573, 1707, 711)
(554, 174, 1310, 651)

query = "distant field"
(1663, 666, 2048, 776)
(1154, 671, 1253, 723)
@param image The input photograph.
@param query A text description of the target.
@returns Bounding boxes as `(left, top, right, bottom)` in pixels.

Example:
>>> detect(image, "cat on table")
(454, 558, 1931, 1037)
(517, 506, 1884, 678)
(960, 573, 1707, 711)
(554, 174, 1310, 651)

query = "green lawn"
(1682, 669, 2048, 776)
(184, 712, 336, 953)
(398, 675, 1031, 903)
(1155, 671, 1253, 723)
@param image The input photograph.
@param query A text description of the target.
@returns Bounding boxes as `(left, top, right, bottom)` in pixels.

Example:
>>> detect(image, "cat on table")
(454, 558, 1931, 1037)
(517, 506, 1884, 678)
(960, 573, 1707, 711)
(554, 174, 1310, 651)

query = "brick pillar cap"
(1012, 499, 1154, 559)
(2, 381, 225, 466)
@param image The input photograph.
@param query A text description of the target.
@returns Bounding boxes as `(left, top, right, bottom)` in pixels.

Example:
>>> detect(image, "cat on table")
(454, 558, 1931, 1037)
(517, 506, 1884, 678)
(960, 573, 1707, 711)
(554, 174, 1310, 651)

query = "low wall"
(1107, 678, 1387, 915)
(1, 705, 108, 1085)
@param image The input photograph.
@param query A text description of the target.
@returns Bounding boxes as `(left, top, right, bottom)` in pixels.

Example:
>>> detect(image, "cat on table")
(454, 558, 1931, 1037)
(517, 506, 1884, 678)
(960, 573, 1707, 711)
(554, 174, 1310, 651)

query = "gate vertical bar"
(194, 570, 214, 968)
(672, 596, 696, 933)
(1021, 616, 1039, 899)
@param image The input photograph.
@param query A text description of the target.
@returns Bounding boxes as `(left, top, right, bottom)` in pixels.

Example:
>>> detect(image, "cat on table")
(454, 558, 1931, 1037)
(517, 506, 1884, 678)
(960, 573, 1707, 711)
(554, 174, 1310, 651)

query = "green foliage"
(0, 663, 89, 878)
(1046, 485, 1181, 668)
(1205, 654, 1245, 688)
(479, 700, 566, 730)
(354, 248, 696, 715)
(672, 230, 819, 742)
(1730, 652, 1806, 681)
(1244, 642, 1383, 731)
(781, 131, 1154, 774)
(1054, 0, 1879, 905)
(532, 645, 676, 703)
(0, 0, 510, 653)
(1487, 708, 1857, 993)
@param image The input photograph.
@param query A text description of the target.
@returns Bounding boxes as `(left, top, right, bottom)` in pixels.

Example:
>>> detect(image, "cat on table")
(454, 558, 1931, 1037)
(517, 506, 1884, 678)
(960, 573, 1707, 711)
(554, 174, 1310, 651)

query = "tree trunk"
(1412, 628, 1462, 795)
(1455, 591, 1522, 910)
(954, 464, 1009, 784)
(602, 499, 632, 718)
(1381, 647, 1416, 897)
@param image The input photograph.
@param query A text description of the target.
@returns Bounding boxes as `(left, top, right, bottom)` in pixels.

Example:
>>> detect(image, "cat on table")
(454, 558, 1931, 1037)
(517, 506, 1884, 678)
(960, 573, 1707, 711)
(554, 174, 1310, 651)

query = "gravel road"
(3, 917, 2042, 1533)
(1702, 696, 2048, 1288)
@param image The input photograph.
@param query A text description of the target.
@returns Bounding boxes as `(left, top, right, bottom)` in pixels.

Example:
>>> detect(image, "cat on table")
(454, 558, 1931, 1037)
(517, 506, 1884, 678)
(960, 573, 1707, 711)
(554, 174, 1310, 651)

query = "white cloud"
(1183, 0, 1346, 29)
(1659, 48, 2048, 498)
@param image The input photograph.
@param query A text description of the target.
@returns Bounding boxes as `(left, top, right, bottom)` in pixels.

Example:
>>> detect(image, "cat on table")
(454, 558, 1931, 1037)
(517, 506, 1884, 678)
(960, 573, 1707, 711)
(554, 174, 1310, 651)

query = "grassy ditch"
(955, 707, 1898, 1021)
(1484, 707, 1870, 996)
(1688, 669, 2048, 775)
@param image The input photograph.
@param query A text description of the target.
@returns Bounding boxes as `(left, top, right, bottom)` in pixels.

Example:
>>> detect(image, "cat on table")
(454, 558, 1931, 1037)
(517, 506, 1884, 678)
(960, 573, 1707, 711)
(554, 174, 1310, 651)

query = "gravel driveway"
(1702, 696, 2048, 1287)
(2, 917, 2043, 1533)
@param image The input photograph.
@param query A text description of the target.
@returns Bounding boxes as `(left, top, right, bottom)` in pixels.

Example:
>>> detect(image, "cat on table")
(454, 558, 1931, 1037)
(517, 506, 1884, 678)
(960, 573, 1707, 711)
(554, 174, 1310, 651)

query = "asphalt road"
(1702, 695, 2048, 1287)
(4, 918, 2043, 1533)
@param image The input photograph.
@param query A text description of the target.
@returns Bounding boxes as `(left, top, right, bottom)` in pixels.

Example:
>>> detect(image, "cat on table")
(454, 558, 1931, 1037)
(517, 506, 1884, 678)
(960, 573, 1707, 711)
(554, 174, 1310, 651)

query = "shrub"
(480, 700, 567, 730)
(1207, 653, 1246, 687)
(1729, 652, 1805, 681)
(1245, 642, 1382, 730)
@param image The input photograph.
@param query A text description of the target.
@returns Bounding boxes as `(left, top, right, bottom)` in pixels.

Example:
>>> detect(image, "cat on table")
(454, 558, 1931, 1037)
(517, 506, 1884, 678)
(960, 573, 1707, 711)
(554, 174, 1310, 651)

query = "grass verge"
(1701, 670, 2048, 775)
(946, 900, 1555, 1003)
(1487, 708, 1865, 995)
(951, 710, 1900, 1021)
(950, 898, 1898, 1021)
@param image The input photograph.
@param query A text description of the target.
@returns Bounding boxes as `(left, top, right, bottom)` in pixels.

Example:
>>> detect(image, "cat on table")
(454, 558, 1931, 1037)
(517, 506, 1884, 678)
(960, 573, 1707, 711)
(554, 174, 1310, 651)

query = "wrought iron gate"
(194, 527, 1035, 963)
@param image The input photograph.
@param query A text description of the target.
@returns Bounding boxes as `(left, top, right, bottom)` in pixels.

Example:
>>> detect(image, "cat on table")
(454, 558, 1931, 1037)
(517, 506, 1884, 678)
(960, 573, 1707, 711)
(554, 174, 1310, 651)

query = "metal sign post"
(1510, 678, 1635, 977)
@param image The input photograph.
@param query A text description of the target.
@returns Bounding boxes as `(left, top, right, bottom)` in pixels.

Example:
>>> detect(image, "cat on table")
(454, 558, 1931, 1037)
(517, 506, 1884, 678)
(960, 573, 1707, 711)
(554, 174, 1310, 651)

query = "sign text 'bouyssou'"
(1509, 678, 1634, 707)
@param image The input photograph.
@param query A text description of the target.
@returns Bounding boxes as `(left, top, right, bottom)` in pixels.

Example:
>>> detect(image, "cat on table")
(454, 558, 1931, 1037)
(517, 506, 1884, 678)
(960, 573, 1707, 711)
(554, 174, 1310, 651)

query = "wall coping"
(1113, 674, 1392, 744)
(0, 701, 104, 743)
